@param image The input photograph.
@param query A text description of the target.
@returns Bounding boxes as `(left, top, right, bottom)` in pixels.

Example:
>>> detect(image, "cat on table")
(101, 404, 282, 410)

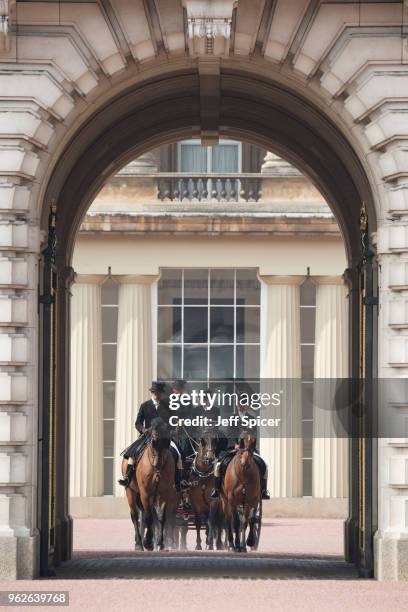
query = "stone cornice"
(74, 274, 106, 285)
(114, 274, 159, 285)
(313, 275, 346, 286)
(78, 213, 341, 238)
(259, 275, 305, 286)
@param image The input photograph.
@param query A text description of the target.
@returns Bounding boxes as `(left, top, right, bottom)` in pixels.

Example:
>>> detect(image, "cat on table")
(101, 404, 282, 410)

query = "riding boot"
(210, 475, 221, 498)
(261, 478, 270, 500)
(118, 463, 135, 487)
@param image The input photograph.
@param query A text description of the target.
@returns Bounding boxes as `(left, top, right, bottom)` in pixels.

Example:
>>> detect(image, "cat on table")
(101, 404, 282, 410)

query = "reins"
(146, 437, 169, 483)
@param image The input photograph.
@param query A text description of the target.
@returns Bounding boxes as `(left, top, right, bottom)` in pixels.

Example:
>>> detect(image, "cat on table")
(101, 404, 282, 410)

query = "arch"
(40, 62, 377, 575)
(43, 64, 377, 267)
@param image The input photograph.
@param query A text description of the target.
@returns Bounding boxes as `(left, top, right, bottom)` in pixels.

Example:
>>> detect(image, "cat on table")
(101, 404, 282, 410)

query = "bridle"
(147, 428, 168, 483)
(191, 435, 216, 480)
(237, 433, 256, 471)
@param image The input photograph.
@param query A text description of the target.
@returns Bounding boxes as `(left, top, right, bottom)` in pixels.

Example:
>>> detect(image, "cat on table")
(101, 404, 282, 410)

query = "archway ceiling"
(47, 67, 373, 267)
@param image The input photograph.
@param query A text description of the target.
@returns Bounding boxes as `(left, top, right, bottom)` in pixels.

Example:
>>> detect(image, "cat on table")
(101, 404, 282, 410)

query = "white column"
(113, 276, 157, 497)
(313, 279, 348, 498)
(70, 278, 104, 497)
(260, 276, 303, 497)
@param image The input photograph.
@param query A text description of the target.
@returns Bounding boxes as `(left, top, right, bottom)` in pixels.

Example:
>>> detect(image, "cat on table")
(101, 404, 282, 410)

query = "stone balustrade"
(155, 173, 262, 202)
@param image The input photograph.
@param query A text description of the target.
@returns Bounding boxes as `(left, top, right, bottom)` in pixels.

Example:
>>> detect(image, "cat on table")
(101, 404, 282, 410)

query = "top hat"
(172, 379, 187, 391)
(149, 381, 166, 393)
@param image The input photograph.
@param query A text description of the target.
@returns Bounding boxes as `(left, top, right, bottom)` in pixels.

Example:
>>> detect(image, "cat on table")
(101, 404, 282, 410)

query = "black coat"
(135, 399, 171, 434)
(226, 408, 258, 445)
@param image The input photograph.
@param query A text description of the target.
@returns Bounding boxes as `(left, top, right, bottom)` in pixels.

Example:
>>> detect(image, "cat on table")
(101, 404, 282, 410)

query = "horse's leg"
(232, 507, 241, 552)
(143, 505, 154, 550)
(131, 507, 143, 551)
(155, 502, 166, 551)
(205, 520, 213, 551)
(246, 507, 256, 548)
(239, 507, 249, 553)
(194, 515, 202, 550)
(164, 506, 175, 550)
(180, 524, 188, 550)
(225, 507, 234, 552)
(208, 501, 216, 551)
(126, 487, 143, 550)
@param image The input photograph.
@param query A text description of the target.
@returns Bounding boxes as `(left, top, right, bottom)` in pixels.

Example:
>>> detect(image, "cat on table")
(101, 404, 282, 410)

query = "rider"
(210, 399, 270, 500)
(170, 379, 195, 459)
(118, 381, 184, 491)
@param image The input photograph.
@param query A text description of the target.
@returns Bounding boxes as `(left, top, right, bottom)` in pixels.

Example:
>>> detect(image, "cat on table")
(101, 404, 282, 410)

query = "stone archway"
(39, 64, 377, 577)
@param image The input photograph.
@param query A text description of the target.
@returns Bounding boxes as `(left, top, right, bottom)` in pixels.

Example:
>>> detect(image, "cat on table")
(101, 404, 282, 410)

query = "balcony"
(154, 173, 262, 202)
(88, 159, 333, 222)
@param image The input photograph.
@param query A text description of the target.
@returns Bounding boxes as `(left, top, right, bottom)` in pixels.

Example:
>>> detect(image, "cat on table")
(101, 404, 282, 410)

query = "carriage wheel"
(251, 499, 262, 551)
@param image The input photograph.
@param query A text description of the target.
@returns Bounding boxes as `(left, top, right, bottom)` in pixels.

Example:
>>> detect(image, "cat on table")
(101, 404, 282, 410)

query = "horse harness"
(146, 440, 169, 484)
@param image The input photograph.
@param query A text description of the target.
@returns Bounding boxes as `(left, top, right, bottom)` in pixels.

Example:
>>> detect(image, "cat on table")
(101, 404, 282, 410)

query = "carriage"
(175, 494, 263, 552)
(173, 446, 263, 552)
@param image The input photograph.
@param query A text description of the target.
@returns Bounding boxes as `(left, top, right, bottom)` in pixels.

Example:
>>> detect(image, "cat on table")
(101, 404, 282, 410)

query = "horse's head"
(238, 430, 256, 470)
(150, 417, 169, 452)
(198, 430, 218, 464)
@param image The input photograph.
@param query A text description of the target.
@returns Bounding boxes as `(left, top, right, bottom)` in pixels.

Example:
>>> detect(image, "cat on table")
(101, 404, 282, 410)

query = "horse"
(221, 431, 261, 552)
(187, 431, 218, 550)
(122, 418, 177, 551)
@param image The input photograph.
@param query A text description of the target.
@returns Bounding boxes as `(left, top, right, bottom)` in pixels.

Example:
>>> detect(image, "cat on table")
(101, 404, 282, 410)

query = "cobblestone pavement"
(55, 554, 357, 580)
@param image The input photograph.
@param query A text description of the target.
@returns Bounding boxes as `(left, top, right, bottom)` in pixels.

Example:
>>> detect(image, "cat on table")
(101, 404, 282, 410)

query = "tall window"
(178, 139, 241, 200)
(156, 268, 260, 389)
(300, 276, 316, 497)
(101, 277, 118, 495)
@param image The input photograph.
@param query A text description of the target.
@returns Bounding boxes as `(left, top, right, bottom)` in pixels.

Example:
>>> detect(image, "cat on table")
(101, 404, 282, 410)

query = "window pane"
(158, 307, 182, 342)
(184, 307, 208, 342)
(101, 279, 118, 305)
(210, 269, 234, 304)
(104, 419, 114, 457)
(184, 346, 208, 379)
(236, 307, 260, 342)
(300, 278, 316, 306)
(102, 306, 118, 343)
(300, 307, 315, 344)
(236, 345, 260, 379)
(303, 459, 312, 497)
(211, 144, 239, 172)
(184, 269, 208, 305)
(210, 307, 234, 342)
(210, 346, 234, 378)
(103, 382, 115, 419)
(158, 269, 182, 305)
(236, 269, 260, 305)
(103, 344, 117, 381)
(180, 144, 207, 172)
(104, 458, 114, 495)
(301, 345, 314, 381)
(157, 345, 182, 380)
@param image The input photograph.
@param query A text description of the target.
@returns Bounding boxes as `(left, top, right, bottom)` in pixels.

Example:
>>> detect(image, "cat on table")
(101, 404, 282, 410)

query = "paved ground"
(72, 517, 344, 557)
(2, 519, 408, 611)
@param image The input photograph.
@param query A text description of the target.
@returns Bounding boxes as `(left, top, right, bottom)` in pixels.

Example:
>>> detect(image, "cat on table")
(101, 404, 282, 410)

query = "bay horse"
(188, 431, 217, 550)
(221, 431, 261, 552)
(123, 418, 177, 551)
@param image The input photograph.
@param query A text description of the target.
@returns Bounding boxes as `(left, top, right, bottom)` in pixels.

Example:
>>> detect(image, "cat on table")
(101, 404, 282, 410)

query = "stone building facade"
(0, 0, 407, 581)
